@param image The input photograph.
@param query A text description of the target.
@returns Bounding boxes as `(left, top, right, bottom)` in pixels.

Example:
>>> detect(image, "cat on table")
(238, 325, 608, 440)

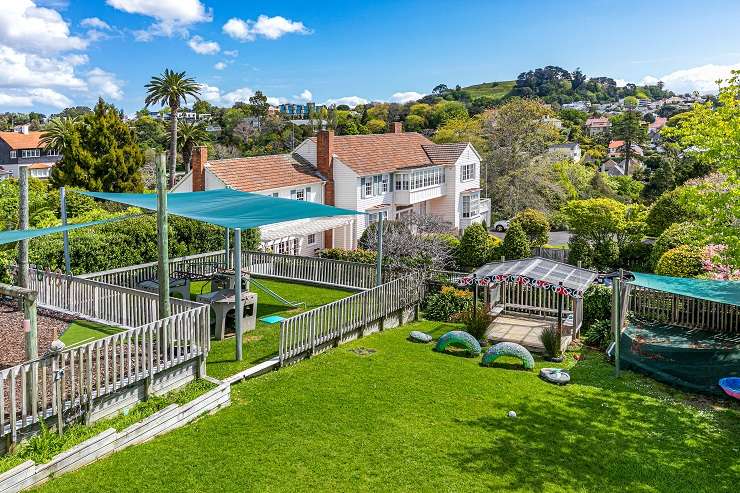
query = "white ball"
(507, 410, 517, 418)
(50, 339, 66, 352)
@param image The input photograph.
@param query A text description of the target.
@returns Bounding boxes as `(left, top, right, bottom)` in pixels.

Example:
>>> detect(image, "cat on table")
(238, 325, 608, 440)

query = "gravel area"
(0, 299, 74, 369)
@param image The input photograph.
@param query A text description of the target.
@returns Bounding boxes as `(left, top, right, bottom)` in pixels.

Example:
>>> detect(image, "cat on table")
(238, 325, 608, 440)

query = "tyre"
(495, 225, 505, 232)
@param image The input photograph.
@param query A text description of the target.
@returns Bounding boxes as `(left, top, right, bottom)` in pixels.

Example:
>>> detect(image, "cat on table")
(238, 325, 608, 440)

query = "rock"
(539, 368, 571, 385)
(50, 339, 66, 352)
(409, 331, 433, 343)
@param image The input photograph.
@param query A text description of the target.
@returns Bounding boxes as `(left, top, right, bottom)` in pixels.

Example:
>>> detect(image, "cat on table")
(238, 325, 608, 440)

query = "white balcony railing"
(394, 183, 446, 206)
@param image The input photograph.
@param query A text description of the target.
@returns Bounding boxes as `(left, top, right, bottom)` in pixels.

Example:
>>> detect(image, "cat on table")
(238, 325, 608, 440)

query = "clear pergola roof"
(472, 257, 598, 294)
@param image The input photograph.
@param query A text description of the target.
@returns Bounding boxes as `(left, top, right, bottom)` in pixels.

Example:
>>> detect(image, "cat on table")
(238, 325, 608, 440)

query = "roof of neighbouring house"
(608, 140, 625, 149)
(206, 154, 323, 192)
(549, 143, 580, 150)
(28, 162, 53, 169)
(309, 132, 473, 174)
(0, 131, 46, 150)
(649, 117, 668, 129)
(585, 117, 610, 127)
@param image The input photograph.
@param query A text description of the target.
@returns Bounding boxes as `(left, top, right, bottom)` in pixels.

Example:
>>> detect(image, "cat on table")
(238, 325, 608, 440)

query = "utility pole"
(18, 165, 29, 288)
(156, 153, 171, 319)
(60, 187, 71, 274)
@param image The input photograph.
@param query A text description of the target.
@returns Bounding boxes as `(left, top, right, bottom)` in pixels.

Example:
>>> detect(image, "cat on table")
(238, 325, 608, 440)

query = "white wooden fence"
(279, 275, 423, 364)
(80, 250, 376, 290)
(628, 285, 739, 334)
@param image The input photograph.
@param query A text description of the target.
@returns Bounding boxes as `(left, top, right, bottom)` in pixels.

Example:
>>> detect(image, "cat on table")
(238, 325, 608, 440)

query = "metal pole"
(18, 165, 29, 288)
(60, 187, 71, 274)
(155, 153, 171, 319)
(612, 277, 621, 377)
(224, 227, 230, 269)
(375, 215, 383, 286)
(557, 281, 563, 336)
(473, 274, 478, 320)
(234, 227, 243, 361)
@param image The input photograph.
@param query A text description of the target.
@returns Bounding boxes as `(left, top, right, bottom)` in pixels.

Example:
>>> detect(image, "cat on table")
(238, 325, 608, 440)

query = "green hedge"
(317, 248, 377, 264)
(650, 221, 705, 270)
(655, 245, 704, 278)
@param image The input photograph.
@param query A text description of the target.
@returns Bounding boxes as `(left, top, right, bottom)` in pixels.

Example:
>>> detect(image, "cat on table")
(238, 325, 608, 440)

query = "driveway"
(491, 230, 571, 246)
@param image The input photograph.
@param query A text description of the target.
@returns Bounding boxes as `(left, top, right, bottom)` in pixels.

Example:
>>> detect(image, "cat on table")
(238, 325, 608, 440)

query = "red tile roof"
(585, 117, 610, 128)
(28, 162, 52, 169)
(608, 140, 625, 149)
(422, 143, 469, 165)
(0, 131, 46, 150)
(649, 117, 667, 129)
(206, 154, 322, 192)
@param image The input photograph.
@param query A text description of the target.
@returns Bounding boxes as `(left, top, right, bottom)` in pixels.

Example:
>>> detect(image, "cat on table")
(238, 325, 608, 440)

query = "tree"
(430, 100, 468, 127)
(432, 84, 449, 96)
(511, 209, 549, 247)
(501, 221, 531, 260)
(610, 110, 646, 174)
(177, 121, 210, 172)
(40, 116, 80, 155)
(365, 119, 386, 134)
(457, 223, 499, 269)
(249, 90, 270, 118)
(404, 114, 425, 132)
(145, 69, 201, 187)
(432, 116, 486, 152)
(50, 99, 144, 192)
(133, 114, 168, 151)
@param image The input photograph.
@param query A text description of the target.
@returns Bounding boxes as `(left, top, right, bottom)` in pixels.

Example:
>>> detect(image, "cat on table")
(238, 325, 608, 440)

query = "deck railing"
(279, 275, 423, 364)
(628, 285, 739, 334)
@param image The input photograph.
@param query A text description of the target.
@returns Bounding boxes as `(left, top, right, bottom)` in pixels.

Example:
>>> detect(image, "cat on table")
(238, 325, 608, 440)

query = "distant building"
(279, 103, 325, 118)
(608, 140, 644, 159)
(585, 117, 610, 136)
(0, 126, 61, 179)
(547, 143, 581, 162)
(562, 101, 589, 111)
(542, 116, 562, 129)
(648, 117, 668, 134)
(601, 158, 642, 177)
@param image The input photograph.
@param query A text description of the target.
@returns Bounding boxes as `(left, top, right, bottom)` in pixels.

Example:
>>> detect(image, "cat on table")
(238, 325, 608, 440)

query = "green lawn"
(199, 278, 354, 380)
(59, 320, 122, 347)
(36, 320, 739, 492)
(461, 80, 516, 100)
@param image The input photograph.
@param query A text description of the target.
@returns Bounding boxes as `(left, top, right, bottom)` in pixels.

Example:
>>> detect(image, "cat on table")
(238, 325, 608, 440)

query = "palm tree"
(144, 69, 201, 187)
(39, 116, 79, 155)
(176, 121, 210, 173)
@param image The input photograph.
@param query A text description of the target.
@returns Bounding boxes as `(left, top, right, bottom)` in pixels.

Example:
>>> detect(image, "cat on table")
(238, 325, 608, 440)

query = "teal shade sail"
(81, 189, 365, 230)
(629, 272, 740, 307)
(0, 216, 139, 246)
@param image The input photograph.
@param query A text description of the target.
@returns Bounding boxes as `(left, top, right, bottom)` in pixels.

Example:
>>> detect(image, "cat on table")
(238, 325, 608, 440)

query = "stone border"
(0, 381, 230, 493)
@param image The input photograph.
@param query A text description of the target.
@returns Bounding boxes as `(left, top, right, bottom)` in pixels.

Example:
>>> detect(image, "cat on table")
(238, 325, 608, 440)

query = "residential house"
(0, 125, 61, 178)
(600, 158, 642, 177)
(172, 124, 488, 255)
(608, 140, 644, 159)
(541, 116, 562, 129)
(648, 116, 667, 135)
(547, 143, 581, 162)
(585, 117, 610, 136)
(562, 101, 589, 111)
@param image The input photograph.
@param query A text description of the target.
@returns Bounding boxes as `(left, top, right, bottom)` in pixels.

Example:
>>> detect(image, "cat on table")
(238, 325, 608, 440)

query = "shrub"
(501, 222, 531, 260)
(655, 245, 704, 278)
(539, 325, 562, 358)
(583, 284, 611, 330)
(583, 319, 612, 350)
(457, 223, 500, 269)
(450, 306, 491, 340)
(645, 187, 701, 236)
(358, 220, 409, 250)
(435, 233, 461, 270)
(567, 234, 593, 268)
(423, 285, 473, 321)
(548, 211, 569, 232)
(317, 248, 377, 264)
(592, 239, 619, 271)
(650, 221, 705, 269)
(618, 241, 652, 272)
(511, 208, 549, 247)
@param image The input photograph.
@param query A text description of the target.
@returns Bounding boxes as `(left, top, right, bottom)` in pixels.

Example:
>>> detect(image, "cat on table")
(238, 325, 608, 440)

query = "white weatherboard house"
(173, 124, 489, 255)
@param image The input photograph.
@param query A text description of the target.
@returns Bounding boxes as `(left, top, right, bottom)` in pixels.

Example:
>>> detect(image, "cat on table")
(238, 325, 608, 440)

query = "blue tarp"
(629, 272, 740, 307)
(81, 189, 364, 230)
(0, 216, 138, 246)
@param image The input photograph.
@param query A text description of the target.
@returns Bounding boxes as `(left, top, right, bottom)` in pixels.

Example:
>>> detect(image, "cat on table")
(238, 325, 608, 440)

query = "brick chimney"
(316, 129, 335, 246)
(192, 146, 207, 192)
(391, 122, 403, 133)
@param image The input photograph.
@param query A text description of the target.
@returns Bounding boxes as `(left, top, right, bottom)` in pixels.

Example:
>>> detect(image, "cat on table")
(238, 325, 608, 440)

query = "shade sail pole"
(234, 228, 243, 361)
(156, 153, 171, 319)
(612, 277, 621, 377)
(224, 227, 231, 269)
(60, 187, 71, 274)
(376, 215, 383, 286)
(18, 165, 29, 288)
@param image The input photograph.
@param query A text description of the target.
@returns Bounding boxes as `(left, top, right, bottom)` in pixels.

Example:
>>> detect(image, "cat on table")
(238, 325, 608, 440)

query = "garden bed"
(0, 300, 73, 369)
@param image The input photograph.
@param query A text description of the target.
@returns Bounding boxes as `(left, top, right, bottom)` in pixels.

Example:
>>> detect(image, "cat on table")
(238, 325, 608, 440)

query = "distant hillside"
(460, 81, 515, 100)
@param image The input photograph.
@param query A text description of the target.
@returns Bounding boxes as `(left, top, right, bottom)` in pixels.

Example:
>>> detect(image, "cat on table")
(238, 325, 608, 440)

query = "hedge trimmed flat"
(434, 331, 481, 357)
(482, 342, 535, 370)
(408, 331, 433, 343)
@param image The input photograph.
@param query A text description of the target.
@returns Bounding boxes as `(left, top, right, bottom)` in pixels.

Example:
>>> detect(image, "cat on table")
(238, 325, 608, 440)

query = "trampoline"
(620, 317, 740, 395)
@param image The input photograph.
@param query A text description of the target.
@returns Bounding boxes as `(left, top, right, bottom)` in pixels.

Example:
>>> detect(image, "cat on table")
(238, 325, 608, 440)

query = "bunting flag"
(458, 273, 584, 298)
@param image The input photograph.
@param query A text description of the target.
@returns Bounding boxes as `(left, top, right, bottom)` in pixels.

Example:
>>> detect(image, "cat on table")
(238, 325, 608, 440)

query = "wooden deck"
(485, 314, 570, 353)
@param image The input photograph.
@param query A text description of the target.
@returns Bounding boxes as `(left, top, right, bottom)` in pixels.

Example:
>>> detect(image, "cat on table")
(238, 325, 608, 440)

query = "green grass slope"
(462, 80, 515, 100)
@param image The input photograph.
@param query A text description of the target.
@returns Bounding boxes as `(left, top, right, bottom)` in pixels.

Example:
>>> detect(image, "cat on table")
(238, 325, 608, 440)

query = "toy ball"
(507, 410, 517, 418)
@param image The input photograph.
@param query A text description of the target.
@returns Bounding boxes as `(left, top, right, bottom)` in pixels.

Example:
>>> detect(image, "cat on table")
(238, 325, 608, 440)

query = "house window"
(406, 167, 444, 191)
(382, 174, 389, 193)
(461, 192, 480, 218)
(362, 175, 388, 198)
(275, 238, 299, 255)
(307, 233, 317, 245)
(9, 151, 16, 159)
(395, 173, 409, 191)
(290, 186, 311, 201)
(272, 192, 279, 198)
(461, 162, 475, 182)
(46, 149, 60, 157)
(368, 210, 388, 224)
(21, 149, 41, 159)
(361, 177, 373, 198)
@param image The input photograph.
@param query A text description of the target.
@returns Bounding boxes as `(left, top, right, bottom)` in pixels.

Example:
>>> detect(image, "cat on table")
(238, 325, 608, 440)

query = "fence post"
(612, 277, 621, 377)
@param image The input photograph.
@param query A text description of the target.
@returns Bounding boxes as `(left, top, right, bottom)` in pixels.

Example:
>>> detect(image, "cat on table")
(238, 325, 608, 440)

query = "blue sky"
(3, 0, 740, 114)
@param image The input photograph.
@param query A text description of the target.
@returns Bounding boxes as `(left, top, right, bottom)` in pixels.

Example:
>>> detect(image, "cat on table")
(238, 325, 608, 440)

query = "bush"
(618, 241, 652, 272)
(583, 319, 612, 350)
(501, 221, 531, 260)
(317, 248, 377, 264)
(583, 284, 611, 330)
(450, 306, 491, 340)
(655, 245, 704, 278)
(457, 223, 500, 269)
(539, 325, 562, 358)
(592, 239, 619, 271)
(548, 211, 569, 232)
(511, 209, 549, 247)
(358, 220, 409, 250)
(423, 285, 473, 321)
(567, 234, 593, 268)
(435, 233, 461, 270)
(650, 221, 705, 270)
(645, 187, 701, 236)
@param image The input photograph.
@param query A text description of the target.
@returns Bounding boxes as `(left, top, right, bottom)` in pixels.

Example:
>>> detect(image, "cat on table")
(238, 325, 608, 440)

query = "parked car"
(493, 219, 510, 232)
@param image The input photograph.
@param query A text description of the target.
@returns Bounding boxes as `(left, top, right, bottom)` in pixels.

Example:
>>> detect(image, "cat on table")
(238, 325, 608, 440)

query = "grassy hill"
(461, 80, 515, 100)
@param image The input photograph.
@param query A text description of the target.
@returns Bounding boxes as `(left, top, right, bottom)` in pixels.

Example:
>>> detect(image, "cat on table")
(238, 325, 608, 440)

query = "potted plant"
(539, 325, 564, 362)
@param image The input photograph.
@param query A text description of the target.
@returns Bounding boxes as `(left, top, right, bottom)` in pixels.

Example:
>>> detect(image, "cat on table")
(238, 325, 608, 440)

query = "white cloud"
(639, 63, 740, 94)
(614, 79, 628, 88)
(297, 89, 312, 101)
(223, 15, 310, 42)
(0, 88, 72, 108)
(266, 96, 286, 106)
(86, 67, 124, 100)
(107, 0, 211, 39)
(200, 84, 287, 107)
(188, 35, 219, 55)
(0, 45, 87, 90)
(389, 91, 424, 103)
(223, 50, 238, 57)
(213, 61, 227, 70)
(324, 96, 369, 108)
(0, 0, 87, 53)
(81, 17, 111, 30)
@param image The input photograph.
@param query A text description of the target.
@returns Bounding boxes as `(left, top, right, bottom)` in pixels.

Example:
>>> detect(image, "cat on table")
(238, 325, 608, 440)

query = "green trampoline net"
(620, 317, 740, 395)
